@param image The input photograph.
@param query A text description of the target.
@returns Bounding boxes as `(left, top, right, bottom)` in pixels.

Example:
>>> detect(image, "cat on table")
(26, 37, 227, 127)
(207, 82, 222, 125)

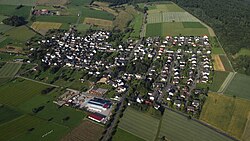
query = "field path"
(218, 72, 237, 93)
(16, 76, 59, 88)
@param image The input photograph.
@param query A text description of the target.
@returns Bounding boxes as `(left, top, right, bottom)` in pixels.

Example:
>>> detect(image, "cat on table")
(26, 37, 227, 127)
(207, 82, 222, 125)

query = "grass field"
(113, 128, 145, 141)
(5, 26, 36, 42)
(146, 22, 209, 37)
(225, 73, 250, 99)
(113, 6, 135, 31)
(92, 1, 118, 16)
(147, 3, 184, 13)
(0, 105, 22, 124)
(210, 71, 230, 92)
(0, 15, 7, 22)
(0, 78, 51, 106)
(81, 7, 115, 21)
(118, 107, 160, 141)
(219, 55, 234, 72)
(212, 55, 225, 71)
(0, 63, 22, 78)
(84, 17, 113, 27)
(0, 5, 31, 19)
(158, 109, 233, 141)
(0, 0, 36, 6)
(0, 115, 69, 141)
(242, 113, 250, 141)
(130, 13, 143, 38)
(36, 0, 69, 6)
(68, 0, 92, 6)
(235, 48, 250, 57)
(200, 93, 250, 140)
(0, 24, 13, 34)
(36, 16, 78, 24)
(182, 22, 206, 28)
(31, 22, 62, 35)
(61, 120, 104, 141)
(75, 23, 90, 32)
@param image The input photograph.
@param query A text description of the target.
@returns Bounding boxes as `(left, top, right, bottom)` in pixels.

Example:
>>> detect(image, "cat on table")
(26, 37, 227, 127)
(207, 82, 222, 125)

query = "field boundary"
(218, 72, 237, 93)
(163, 107, 239, 141)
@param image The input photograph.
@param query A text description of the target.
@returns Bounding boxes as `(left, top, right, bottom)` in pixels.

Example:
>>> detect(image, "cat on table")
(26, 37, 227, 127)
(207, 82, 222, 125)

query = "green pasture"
(0, 0, 36, 6)
(5, 26, 36, 42)
(0, 63, 22, 77)
(219, 55, 234, 72)
(113, 128, 145, 141)
(0, 5, 31, 19)
(130, 13, 143, 38)
(36, 16, 78, 24)
(0, 105, 22, 124)
(81, 6, 115, 21)
(210, 71, 229, 92)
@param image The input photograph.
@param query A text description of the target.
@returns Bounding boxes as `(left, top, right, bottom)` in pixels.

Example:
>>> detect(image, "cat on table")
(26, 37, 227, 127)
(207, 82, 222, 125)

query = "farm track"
(16, 76, 59, 88)
(218, 72, 236, 93)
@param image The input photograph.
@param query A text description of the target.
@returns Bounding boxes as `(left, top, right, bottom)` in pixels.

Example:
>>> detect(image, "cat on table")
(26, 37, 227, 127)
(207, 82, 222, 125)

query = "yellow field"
(200, 93, 250, 140)
(84, 18, 113, 27)
(31, 22, 62, 35)
(212, 55, 225, 71)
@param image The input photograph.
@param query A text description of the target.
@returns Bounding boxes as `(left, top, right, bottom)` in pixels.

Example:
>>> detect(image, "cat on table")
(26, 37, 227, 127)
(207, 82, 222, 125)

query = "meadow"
(210, 71, 229, 92)
(0, 115, 69, 141)
(0, 105, 22, 124)
(113, 128, 145, 141)
(61, 120, 104, 141)
(84, 17, 113, 27)
(0, 0, 36, 6)
(200, 93, 250, 140)
(35, 16, 78, 24)
(75, 23, 91, 32)
(147, 3, 185, 13)
(5, 26, 36, 42)
(118, 107, 160, 141)
(31, 22, 62, 35)
(219, 55, 234, 72)
(0, 5, 31, 19)
(235, 48, 250, 57)
(130, 13, 143, 38)
(0, 24, 13, 33)
(81, 6, 115, 21)
(0, 63, 22, 78)
(225, 73, 250, 99)
(158, 109, 234, 141)
(0, 78, 51, 106)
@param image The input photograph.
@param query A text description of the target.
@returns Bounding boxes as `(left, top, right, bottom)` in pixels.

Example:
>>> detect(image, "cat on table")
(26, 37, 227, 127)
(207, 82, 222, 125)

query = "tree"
(2, 16, 27, 27)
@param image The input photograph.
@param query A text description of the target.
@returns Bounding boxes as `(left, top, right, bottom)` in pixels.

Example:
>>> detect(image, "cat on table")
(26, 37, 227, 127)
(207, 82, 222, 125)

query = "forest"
(97, 0, 250, 75)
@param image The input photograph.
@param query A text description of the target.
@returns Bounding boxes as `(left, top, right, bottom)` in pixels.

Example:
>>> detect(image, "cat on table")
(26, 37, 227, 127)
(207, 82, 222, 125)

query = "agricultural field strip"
(147, 12, 199, 23)
(218, 72, 236, 93)
(0, 63, 22, 78)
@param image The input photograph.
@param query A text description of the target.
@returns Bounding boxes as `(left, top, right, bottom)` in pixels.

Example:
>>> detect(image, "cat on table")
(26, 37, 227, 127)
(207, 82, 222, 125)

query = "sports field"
(212, 55, 225, 71)
(113, 128, 145, 141)
(118, 107, 160, 141)
(210, 71, 229, 92)
(61, 120, 104, 141)
(0, 78, 51, 106)
(84, 17, 113, 27)
(31, 22, 62, 35)
(146, 22, 209, 37)
(0, 115, 69, 141)
(225, 73, 250, 99)
(0, 63, 22, 78)
(158, 109, 234, 141)
(200, 93, 250, 140)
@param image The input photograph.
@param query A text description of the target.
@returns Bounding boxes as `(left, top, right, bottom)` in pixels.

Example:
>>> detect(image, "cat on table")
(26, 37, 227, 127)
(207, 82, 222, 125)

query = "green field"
(219, 55, 234, 72)
(0, 78, 51, 106)
(113, 128, 145, 141)
(68, 0, 92, 6)
(0, 0, 36, 6)
(0, 15, 7, 22)
(0, 115, 69, 141)
(130, 13, 143, 38)
(210, 71, 230, 92)
(146, 22, 209, 37)
(235, 48, 250, 57)
(0, 24, 13, 33)
(118, 107, 160, 141)
(200, 93, 250, 140)
(81, 7, 115, 21)
(0, 63, 22, 77)
(158, 109, 234, 141)
(0, 105, 22, 124)
(36, 16, 78, 24)
(18, 94, 86, 128)
(75, 23, 91, 32)
(0, 5, 32, 19)
(225, 73, 250, 99)
(182, 22, 206, 28)
(5, 26, 36, 42)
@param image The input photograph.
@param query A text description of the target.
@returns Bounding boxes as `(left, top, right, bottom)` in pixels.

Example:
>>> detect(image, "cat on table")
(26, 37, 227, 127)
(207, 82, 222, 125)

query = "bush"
(2, 16, 27, 27)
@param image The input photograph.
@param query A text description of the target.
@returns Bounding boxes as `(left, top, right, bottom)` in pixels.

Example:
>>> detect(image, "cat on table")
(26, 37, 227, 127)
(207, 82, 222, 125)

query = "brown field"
(61, 120, 104, 141)
(84, 18, 113, 27)
(36, 0, 69, 6)
(92, 1, 118, 16)
(212, 55, 225, 71)
(31, 22, 62, 35)
(0, 46, 23, 53)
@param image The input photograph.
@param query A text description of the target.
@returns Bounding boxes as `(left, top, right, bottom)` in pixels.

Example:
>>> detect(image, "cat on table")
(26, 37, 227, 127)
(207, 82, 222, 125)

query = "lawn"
(113, 128, 145, 141)
(219, 55, 234, 72)
(0, 5, 31, 19)
(18, 93, 86, 128)
(200, 93, 250, 140)
(0, 115, 69, 141)
(210, 71, 229, 92)
(118, 107, 160, 141)
(0, 62, 22, 77)
(158, 109, 234, 141)
(0, 0, 36, 6)
(0, 78, 51, 106)
(0, 105, 22, 124)
(61, 120, 104, 141)
(225, 73, 250, 99)
(5, 26, 36, 42)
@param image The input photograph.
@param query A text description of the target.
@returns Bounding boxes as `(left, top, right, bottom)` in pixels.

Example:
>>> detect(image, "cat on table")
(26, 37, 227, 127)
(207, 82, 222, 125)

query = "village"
(38, 28, 213, 123)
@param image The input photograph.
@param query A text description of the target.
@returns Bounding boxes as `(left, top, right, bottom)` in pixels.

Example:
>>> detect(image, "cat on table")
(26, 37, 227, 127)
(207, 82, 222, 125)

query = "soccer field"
(158, 109, 234, 141)
(118, 107, 160, 141)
